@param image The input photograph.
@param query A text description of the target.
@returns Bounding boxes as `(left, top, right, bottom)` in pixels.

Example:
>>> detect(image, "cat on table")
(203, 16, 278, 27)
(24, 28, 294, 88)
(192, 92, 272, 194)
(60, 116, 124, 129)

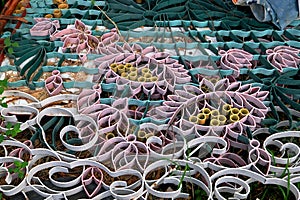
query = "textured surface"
(0, 0, 299, 199)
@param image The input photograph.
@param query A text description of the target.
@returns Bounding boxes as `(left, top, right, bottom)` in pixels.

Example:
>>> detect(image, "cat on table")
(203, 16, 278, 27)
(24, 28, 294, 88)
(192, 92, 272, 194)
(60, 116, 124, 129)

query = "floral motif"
(97, 134, 149, 171)
(266, 46, 300, 72)
(94, 45, 191, 99)
(152, 78, 268, 135)
(30, 18, 60, 37)
(3, 2, 300, 198)
(50, 20, 99, 62)
(77, 92, 130, 135)
(45, 70, 64, 96)
(81, 167, 103, 198)
(219, 49, 255, 77)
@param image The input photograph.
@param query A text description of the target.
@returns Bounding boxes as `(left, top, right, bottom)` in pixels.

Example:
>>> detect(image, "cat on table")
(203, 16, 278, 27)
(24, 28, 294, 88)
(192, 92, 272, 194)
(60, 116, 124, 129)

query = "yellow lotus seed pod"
(128, 76, 135, 80)
(129, 72, 137, 76)
(230, 107, 240, 115)
(210, 110, 220, 119)
(210, 78, 218, 84)
(110, 63, 117, 67)
(150, 76, 158, 82)
(124, 63, 132, 72)
(105, 132, 115, 140)
(110, 63, 118, 72)
(125, 63, 132, 69)
(143, 72, 152, 79)
(222, 104, 232, 115)
(189, 115, 198, 124)
(129, 66, 137, 72)
(138, 77, 146, 82)
(129, 72, 137, 81)
(120, 72, 128, 78)
(129, 77, 136, 81)
(230, 114, 239, 123)
(137, 130, 147, 142)
(117, 64, 125, 74)
(197, 113, 206, 125)
(202, 108, 211, 119)
(138, 130, 146, 138)
(218, 115, 227, 125)
(210, 119, 220, 126)
(201, 85, 209, 93)
(141, 68, 150, 74)
(239, 108, 249, 117)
